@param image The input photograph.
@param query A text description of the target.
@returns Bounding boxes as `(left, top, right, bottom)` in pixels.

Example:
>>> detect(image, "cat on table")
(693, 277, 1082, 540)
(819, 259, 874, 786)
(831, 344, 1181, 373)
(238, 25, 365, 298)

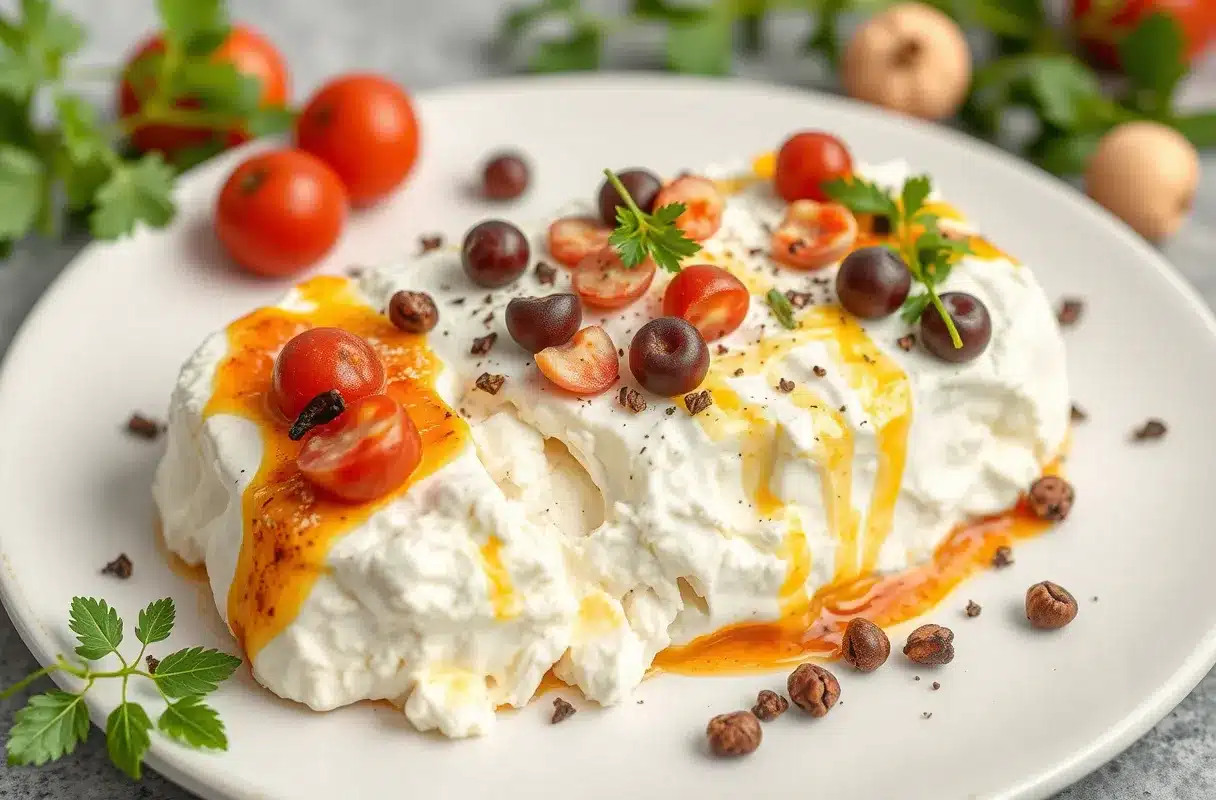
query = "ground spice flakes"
(475, 373, 505, 395)
(471, 332, 498, 356)
(102, 554, 133, 579)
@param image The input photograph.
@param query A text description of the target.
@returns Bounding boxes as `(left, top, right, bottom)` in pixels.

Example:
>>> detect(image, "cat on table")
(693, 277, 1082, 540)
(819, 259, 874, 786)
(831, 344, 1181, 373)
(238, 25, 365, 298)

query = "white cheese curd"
(154, 159, 1069, 737)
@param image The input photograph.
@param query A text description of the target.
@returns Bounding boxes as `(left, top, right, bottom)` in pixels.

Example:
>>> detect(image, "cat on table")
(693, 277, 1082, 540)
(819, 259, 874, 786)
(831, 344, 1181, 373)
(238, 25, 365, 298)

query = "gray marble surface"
(1, 1, 1215, 797)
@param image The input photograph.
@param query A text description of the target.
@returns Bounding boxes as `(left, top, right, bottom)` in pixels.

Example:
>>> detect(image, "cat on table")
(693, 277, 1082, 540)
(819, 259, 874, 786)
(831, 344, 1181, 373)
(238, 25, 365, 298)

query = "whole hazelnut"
(1085, 121, 1199, 242)
(842, 3, 972, 121)
(1026, 581, 1079, 630)
(751, 690, 789, 722)
(787, 663, 840, 717)
(1028, 476, 1075, 522)
(706, 711, 762, 756)
(841, 618, 891, 672)
(903, 623, 955, 665)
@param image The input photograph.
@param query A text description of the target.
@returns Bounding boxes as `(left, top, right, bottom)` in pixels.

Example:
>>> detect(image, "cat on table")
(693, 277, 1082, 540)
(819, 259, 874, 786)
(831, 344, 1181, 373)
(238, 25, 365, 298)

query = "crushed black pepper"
(536, 261, 557, 286)
(1070, 403, 1088, 422)
(1132, 418, 1167, 441)
(897, 334, 915, 352)
(145, 655, 159, 674)
(102, 554, 133, 579)
(685, 390, 713, 416)
(419, 233, 443, 254)
(618, 387, 647, 413)
(813, 366, 827, 377)
(778, 378, 795, 393)
(991, 546, 1014, 568)
(965, 600, 982, 618)
(471, 332, 498, 355)
(126, 413, 163, 440)
(475, 373, 505, 395)
(1057, 297, 1084, 327)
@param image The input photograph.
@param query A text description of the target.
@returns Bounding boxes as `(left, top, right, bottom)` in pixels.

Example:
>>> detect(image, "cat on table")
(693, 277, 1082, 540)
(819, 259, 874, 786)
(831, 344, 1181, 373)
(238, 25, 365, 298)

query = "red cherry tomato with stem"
(662, 264, 751, 341)
(272, 328, 386, 420)
(298, 394, 422, 503)
(775, 131, 854, 204)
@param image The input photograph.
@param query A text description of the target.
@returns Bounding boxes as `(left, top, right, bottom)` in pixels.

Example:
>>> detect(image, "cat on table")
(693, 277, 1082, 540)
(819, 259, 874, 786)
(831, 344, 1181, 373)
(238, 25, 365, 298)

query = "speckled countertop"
(1, 1, 1214, 798)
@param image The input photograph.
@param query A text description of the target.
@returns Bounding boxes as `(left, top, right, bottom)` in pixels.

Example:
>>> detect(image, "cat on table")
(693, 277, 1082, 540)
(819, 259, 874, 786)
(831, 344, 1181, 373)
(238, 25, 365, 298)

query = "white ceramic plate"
(3, 75, 1215, 800)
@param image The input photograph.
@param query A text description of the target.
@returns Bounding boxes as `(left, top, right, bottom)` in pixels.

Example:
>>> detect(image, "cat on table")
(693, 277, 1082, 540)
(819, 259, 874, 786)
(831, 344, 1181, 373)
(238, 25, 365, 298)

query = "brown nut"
(1028, 476, 1075, 522)
(841, 618, 891, 673)
(1026, 581, 1078, 630)
(388, 290, 439, 334)
(706, 711, 762, 757)
(903, 624, 955, 665)
(751, 690, 789, 722)
(787, 663, 840, 717)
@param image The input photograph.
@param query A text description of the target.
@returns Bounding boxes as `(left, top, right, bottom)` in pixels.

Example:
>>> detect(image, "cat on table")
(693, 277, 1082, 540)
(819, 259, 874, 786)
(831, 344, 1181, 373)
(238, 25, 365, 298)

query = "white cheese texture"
(153, 160, 1069, 737)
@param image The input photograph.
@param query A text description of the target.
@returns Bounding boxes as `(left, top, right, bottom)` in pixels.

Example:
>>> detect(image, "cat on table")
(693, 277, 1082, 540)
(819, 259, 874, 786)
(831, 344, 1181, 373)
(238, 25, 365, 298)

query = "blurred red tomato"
(1073, 0, 1216, 69)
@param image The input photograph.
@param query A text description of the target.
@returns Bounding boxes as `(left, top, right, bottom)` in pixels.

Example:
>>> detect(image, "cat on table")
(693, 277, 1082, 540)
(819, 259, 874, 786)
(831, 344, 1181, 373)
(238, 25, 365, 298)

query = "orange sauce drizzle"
(203, 276, 468, 661)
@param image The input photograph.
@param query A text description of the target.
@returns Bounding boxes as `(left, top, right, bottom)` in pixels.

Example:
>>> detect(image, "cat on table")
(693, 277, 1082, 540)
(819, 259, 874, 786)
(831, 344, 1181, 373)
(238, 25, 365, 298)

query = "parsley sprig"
(0, 0, 294, 255)
(603, 167, 699, 273)
(824, 174, 972, 349)
(3, 596, 241, 779)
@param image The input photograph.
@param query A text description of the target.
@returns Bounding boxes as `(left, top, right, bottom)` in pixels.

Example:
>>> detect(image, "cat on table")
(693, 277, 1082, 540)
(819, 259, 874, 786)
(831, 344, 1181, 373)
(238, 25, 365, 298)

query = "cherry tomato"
(216, 149, 347, 277)
(535, 326, 620, 395)
(547, 216, 612, 268)
(271, 328, 386, 420)
(771, 200, 859, 270)
(1073, 0, 1216, 69)
(774, 131, 854, 204)
(661, 264, 750, 341)
(297, 394, 422, 503)
(653, 176, 724, 242)
(119, 25, 289, 156)
(572, 247, 657, 310)
(295, 74, 420, 206)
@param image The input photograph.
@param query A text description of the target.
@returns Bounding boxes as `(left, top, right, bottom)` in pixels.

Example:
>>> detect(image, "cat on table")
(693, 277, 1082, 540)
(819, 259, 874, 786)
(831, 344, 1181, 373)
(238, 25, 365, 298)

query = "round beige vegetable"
(842, 3, 972, 121)
(1085, 121, 1200, 242)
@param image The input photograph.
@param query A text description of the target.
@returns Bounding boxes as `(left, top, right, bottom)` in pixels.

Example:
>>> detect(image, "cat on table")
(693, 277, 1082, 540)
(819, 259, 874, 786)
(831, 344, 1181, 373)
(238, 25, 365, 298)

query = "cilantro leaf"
(135, 598, 176, 646)
(0, 0, 84, 98)
(666, 3, 732, 75)
(153, 646, 243, 697)
(0, 51, 39, 100)
(68, 596, 124, 661)
(170, 60, 261, 116)
(1119, 12, 1186, 111)
(89, 153, 176, 240)
(901, 175, 932, 221)
(54, 95, 107, 164)
(822, 176, 900, 220)
(158, 696, 228, 751)
(1025, 55, 1104, 130)
(530, 24, 600, 72)
(5, 690, 90, 767)
(0, 144, 44, 240)
(156, 0, 228, 53)
(766, 289, 797, 330)
(900, 292, 933, 325)
(106, 702, 152, 780)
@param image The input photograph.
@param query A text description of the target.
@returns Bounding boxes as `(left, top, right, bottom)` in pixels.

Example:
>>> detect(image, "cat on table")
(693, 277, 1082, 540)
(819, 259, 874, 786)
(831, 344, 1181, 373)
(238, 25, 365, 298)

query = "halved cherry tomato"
(662, 264, 750, 341)
(653, 175, 724, 242)
(297, 394, 422, 503)
(535, 326, 620, 395)
(216, 149, 348, 277)
(771, 200, 858, 270)
(547, 216, 612, 268)
(572, 247, 657, 310)
(119, 25, 289, 157)
(271, 328, 386, 420)
(295, 74, 420, 206)
(775, 131, 853, 203)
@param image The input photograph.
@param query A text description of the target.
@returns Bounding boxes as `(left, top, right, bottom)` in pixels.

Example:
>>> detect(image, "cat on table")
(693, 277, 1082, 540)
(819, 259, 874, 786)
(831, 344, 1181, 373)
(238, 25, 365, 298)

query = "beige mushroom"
(1085, 121, 1200, 242)
(842, 3, 972, 121)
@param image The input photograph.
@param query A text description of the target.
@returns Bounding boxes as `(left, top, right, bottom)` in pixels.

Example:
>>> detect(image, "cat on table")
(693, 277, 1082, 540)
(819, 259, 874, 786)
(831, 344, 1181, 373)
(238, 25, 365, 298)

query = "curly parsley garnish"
(3, 597, 241, 779)
(603, 168, 700, 273)
(824, 173, 972, 349)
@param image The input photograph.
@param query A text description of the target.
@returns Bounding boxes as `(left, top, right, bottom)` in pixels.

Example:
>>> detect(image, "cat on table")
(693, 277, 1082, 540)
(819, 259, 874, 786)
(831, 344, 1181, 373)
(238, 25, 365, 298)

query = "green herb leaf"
(136, 598, 176, 646)
(530, 23, 600, 72)
(106, 702, 152, 780)
(163, 139, 227, 173)
(765, 289, 797, 330)
(0, 52, 39, 100)
(666, 3, 732, 75)
(1029, 130, 1104, 176)
(962, 0, 1043, 38)
(804, 0, 846, 65)
(68, 596, 124, 661)
(55, 151, 111, 211)
(1025, 55, 1103, 130)
(153, 647, 243, 697)
(54, 95, 107, 164)
(633, 0, 706, 22)
(89, 153, 177, 240)
(158, 696, 228, 751)
(245, 105, 296, 138)
(501, 0, 577, 41)
(900, 292, 933, 324)
(0, 0, 84, 97)
(901, 175, 932, 221)
(0, 144, 45, 240)
(822, 176, 900, 219)
(156, 0, 228, 52)
(5, 690, 89, 767)
(170, 60, 261, 116)
(1118, 12, 1186, 110)
(1173, 111, 1216, 148)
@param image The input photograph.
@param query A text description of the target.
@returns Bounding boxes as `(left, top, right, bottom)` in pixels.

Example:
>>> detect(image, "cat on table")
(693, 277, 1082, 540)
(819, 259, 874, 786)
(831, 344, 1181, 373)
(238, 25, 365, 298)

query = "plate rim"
(2, 72, 1215, 800)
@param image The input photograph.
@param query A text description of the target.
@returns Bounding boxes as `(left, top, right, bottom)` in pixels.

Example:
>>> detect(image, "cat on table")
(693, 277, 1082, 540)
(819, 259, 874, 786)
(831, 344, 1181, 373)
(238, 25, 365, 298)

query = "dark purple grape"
(506, 294, 582, 353)
(461, 220, 530, 288)
(836, 246, 912, 319)
(629, 317, 710, 396)
(482, 152, 529, 200)
(920, 292, 991, 363)
(597, 169, 661, 226)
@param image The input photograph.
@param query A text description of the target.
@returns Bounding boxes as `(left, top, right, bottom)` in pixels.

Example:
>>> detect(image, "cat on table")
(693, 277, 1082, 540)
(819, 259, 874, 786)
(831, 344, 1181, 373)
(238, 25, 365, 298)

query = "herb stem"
(0, 665, 59, 701)
(927, 289, 963, 348)
(603, 168, 644, 220)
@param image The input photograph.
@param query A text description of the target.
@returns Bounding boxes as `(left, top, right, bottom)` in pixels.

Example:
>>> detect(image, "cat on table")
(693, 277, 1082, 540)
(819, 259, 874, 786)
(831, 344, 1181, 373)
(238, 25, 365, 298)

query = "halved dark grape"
(835, 246, 912, 319)
(461, 220, 530, 288)
(597, 169, 661, 226)
(920, 292, 991, 363)
(483, 152, 530, 200)
(506, 293, 582, 353)
(629, 317, 710, 396)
